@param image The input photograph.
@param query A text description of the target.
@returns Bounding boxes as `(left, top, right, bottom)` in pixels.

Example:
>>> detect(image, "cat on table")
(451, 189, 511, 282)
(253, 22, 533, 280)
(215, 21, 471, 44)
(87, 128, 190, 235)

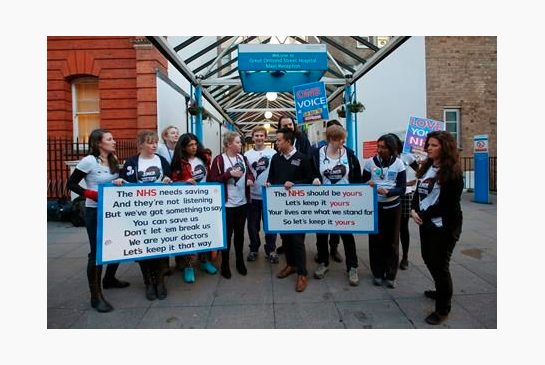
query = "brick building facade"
(426, 36, 497, 157)
(47, 36, 167, 139)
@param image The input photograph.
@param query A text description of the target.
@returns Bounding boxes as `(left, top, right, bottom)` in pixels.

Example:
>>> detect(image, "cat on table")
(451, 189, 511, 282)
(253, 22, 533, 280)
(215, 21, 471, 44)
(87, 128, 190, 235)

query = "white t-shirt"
(244, 147, 276, 199)
(417, 166, 442, 227)
(363, 156, 406, 203)
(76, 155, 119, 208)
(319, 146, 350, 185)
(137, 155, 164, 183)
(189, 156, 207, 183)
(222, 153, 247, 207)
(157, 143, 175, 163)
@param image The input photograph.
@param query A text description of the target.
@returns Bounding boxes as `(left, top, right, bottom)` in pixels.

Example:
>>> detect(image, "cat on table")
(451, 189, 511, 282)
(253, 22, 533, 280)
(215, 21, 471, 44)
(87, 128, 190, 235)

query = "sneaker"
(372, 277, 383, 286)
(425, 312, 448, 325)
(246, 251, 258, 262)
(200, 261, 218, 275)
(399, 258, 409, 270)
(385, 279, 396, 288)
(348, 267, 359, 286)
(267, 252, 279, 264)
(313, 263, 329, 279)
(183, 267, 195, 283)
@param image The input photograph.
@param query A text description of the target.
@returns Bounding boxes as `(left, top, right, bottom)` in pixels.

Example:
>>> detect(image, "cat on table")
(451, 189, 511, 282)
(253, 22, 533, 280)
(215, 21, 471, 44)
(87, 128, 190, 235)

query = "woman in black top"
(411, 131, 463, 325)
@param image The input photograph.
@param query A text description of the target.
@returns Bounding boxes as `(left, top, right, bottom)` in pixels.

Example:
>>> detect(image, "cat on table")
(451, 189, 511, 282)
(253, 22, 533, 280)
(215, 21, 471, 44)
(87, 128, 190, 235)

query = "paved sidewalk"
(47, 192, 496, 329)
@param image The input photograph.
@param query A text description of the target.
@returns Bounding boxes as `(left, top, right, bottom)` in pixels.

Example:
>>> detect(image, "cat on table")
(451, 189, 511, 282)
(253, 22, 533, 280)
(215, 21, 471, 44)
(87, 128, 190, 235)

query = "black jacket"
(267, 150, 316, 185)
(411, 169, 463, 241)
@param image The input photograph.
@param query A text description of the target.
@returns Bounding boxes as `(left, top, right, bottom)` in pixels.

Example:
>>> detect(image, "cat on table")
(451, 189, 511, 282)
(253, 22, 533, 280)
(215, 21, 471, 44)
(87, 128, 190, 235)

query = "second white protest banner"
(263, 184, 377, 234)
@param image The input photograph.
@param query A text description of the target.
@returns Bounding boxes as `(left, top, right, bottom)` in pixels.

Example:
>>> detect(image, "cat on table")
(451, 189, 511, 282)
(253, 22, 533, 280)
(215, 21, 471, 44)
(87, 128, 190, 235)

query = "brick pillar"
(132, 37, 168, 132)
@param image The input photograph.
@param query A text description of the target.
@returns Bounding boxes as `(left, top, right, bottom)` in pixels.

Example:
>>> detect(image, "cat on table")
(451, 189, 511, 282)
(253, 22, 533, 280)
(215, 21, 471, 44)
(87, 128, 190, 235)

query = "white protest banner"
(263, 184, 377, 234)
(97, 182, 226, 264)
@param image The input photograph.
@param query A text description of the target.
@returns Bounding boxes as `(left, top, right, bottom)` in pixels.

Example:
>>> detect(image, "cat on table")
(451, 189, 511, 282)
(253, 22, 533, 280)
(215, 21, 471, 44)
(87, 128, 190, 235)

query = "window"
(443, 108, 461, 147)
(72, 77, 100, 142)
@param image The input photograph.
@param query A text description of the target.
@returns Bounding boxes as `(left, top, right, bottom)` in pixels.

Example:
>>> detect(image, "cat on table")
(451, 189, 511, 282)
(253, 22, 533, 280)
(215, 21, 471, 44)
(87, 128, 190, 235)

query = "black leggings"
(316, 233, 357, 271)
(368, 205, 401, 280)
(400, 215, 410, 258)
(223, 204, 247, 264)
(420, 223, 457, 315)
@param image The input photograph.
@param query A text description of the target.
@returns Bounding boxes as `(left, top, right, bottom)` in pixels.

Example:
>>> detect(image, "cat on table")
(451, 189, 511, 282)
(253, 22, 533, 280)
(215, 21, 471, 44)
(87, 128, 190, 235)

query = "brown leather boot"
(295, 275, 308, 292)
(276, 265, 296, 279)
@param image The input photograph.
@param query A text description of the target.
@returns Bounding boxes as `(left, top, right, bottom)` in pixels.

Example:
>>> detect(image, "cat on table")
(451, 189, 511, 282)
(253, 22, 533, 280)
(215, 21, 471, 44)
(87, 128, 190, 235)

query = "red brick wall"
(47, 36, 167, 139)
(426, 36, 497, 158)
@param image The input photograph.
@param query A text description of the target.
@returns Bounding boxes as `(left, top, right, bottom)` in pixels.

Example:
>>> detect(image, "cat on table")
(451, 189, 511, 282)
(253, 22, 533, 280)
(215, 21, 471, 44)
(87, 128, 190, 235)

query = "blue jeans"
(247, 199, 276, 255)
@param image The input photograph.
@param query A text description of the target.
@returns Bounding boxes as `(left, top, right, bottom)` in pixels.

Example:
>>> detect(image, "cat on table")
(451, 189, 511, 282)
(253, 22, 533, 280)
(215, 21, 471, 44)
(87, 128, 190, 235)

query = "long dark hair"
(387, 133, 403, 155)
(276, 115, 300, 135)
(171, 133, 209, 174)
(377, 134, 399, 158)
(416, 131, 462, 184)
(88, 128, 119, 174)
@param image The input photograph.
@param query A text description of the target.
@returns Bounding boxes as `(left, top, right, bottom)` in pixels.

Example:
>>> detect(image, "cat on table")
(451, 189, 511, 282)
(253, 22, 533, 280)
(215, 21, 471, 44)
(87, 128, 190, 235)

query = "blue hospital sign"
(293, 81, 329, 124)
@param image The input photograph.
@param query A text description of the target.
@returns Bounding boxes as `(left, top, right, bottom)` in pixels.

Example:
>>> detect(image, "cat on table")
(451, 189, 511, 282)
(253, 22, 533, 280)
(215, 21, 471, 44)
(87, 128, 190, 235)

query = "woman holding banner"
(66, 129, 130, 313)
(411, 131, 463, 325)
(310, 125, 362, 286)
(171, 133, 218, 283)
(362, 134, 406, 288)
(118, 130, 172, 301)
(209, 131, 255, 279)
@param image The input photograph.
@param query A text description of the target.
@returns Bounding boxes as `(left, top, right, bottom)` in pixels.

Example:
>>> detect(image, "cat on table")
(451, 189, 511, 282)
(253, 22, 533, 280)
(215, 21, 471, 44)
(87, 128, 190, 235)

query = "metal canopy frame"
(147, 36, 410, 134)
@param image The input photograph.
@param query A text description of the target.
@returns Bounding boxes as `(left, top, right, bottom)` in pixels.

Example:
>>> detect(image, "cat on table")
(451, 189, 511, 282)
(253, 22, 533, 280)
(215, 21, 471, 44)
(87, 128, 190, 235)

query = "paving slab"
(337, 299, 414, 329)
(207, 303, 275, 329)
(47, 192, 497, 329)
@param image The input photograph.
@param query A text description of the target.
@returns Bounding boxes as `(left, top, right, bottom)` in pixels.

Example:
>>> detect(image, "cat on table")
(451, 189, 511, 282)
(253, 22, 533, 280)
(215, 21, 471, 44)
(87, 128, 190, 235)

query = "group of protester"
(67, 115, 463, 326)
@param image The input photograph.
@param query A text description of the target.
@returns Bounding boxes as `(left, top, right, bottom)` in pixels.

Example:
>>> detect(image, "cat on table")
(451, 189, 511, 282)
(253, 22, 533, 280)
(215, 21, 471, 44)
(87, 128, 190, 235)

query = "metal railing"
(460, 156, 497, 192)
(47, 137, 137, 199)
(47, 139, 497, 199)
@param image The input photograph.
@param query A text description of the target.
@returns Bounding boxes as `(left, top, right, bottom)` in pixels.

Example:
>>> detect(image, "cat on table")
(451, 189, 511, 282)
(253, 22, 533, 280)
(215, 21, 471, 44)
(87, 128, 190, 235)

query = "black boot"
(88, 263, 113, 313)
(139, 262, 156, 301)
(236, 260, 247, 275)
(220, 251, 232, 279)
(234, 240, 247, 276)
(155, 270, 167, 300)
(102, 263, 130, 289)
